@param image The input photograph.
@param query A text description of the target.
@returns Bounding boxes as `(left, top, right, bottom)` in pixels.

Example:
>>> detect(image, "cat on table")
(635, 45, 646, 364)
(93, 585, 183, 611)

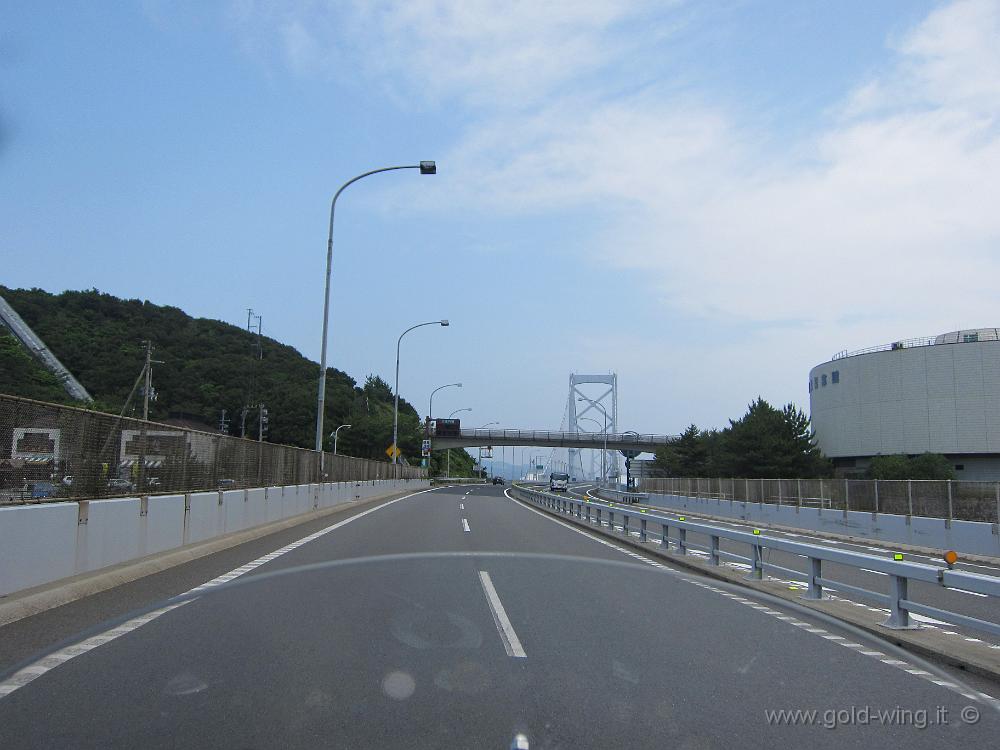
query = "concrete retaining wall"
(0, 478, 426, 598)
(636, 491, 1000, 557)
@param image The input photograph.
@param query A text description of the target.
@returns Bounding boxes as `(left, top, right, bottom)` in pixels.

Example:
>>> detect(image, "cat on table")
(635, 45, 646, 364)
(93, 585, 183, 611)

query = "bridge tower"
(566, 373, 619, 482)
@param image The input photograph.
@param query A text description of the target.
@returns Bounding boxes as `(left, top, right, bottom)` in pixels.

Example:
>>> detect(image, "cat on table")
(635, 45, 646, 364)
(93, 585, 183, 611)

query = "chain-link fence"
(638, 476, 1000, 524)
(0, 394, 424, 504)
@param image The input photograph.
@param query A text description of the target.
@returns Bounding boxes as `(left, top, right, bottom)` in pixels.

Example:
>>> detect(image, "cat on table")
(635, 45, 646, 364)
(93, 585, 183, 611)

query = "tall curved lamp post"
(392, 320, 449, 465)
(331, 424, 351, 456)
(445, 408, 472, 477)
(314, 161, 437, 479)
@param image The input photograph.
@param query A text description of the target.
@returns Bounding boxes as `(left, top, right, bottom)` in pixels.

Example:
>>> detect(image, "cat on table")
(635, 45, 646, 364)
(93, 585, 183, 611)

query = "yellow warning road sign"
(386, 444, 401, 459)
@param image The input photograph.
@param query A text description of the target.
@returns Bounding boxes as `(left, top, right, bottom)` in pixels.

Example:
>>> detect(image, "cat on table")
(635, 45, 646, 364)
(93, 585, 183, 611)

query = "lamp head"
(440, 319, 449, 326)
(420, 161, 437, 175)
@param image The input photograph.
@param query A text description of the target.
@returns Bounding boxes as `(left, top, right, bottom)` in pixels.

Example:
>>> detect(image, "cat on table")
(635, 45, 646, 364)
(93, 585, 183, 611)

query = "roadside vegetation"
(0, 286, 475, 474)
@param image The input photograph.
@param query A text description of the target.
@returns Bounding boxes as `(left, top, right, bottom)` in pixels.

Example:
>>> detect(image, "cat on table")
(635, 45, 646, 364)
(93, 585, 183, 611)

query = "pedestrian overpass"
(429, 428, 675, 452)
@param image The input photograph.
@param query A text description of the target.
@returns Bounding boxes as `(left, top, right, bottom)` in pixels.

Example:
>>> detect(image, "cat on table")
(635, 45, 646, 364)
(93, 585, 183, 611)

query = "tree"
(655, 424, 709, 476)
(868, 453, 955, 480)
(714, 398, 830, 478)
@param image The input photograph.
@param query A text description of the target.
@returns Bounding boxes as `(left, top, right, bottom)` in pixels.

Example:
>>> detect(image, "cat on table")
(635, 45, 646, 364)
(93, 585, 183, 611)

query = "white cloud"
(227, 0, 1000, 428)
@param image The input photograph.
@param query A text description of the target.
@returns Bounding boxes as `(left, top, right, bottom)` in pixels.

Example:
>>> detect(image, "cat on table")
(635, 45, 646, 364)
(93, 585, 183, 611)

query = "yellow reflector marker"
(640, 509, 647, 513)
(752, 529, 761, 535)
(943, 550, 958, 567)
(893, 553, 904, 561)
(678, 516, 685, 521)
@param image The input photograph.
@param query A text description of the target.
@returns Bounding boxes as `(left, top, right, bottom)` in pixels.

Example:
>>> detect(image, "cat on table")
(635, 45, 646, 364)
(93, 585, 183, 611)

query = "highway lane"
(0, 484, 997, 748)
(567, 484, 1000, 648)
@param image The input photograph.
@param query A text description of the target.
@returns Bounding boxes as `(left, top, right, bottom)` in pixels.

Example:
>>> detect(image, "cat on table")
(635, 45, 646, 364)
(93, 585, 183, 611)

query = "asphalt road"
(566, 484, 1000, 648)
(0, 484, 997, 748)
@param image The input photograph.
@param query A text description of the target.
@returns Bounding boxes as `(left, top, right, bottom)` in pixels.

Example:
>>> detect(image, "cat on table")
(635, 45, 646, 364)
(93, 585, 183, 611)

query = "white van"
(549, 472, 569, 492)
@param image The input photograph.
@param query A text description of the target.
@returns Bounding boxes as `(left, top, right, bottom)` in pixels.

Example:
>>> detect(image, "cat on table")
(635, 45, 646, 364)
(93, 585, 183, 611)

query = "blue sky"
(3, 1, 999, 441)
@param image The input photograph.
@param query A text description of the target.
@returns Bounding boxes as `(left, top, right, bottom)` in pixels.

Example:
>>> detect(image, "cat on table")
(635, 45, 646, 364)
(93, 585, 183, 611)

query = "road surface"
(0, 484, 996, 748)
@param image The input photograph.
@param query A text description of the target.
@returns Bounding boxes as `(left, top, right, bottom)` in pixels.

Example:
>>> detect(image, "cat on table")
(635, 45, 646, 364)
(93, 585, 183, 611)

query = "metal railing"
(831, 336, 937, 361)
(0, 393, 425, 504)
(512, 484, 1000, 638)
(432, 428, 677, 449)
(636, 476, 1000, 525)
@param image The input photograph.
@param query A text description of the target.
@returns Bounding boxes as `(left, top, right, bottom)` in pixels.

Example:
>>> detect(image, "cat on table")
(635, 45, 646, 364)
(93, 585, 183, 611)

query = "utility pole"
(258, 403, 268, 442)
(219, 410, 230, 433)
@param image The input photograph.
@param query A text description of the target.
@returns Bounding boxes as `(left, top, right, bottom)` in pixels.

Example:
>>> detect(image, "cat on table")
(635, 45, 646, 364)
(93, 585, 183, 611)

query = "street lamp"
(428, 382, 462, 422)
(314, 161, 437, 478)
(427, 382, 461, 478)
(579, 398, 608, 487)
(392, 320, 449, 464)
(445, 408, 472, 478)
(577, 416, 602, 481)
(331, 424, 351, 455)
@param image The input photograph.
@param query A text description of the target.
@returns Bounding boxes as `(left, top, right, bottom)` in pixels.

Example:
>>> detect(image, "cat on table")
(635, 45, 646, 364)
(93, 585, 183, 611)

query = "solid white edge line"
(478, 571, 527, 658)
(0, 485, 440, 701)
(462, 518, 471, 532)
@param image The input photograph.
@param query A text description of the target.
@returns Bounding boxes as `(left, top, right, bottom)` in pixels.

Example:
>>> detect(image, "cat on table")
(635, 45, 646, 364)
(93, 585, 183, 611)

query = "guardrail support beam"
(710, 535, 720, 566)
(640, 517, 647, 542)
(882, 574, 919, 630)
(744, 543, 763, 580)
(801, 557, 823, 600)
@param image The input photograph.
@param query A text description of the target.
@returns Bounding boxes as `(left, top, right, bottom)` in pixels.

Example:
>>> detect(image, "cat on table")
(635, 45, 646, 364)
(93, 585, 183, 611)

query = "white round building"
(808, 329, 1000, 480)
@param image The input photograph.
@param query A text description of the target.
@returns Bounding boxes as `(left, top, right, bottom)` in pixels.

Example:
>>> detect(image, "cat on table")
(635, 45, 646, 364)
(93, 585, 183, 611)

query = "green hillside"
(0, 286, 473, 474)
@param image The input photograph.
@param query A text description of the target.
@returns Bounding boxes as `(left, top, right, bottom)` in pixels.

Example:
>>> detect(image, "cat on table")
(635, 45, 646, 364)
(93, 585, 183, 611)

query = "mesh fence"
(0, 394, 424, 504)
(638, 475, 1000, 524)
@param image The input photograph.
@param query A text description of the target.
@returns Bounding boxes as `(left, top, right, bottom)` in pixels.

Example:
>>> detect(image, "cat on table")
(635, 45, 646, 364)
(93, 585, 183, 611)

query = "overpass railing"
(0, 393, 425, 504)
(637, 476, 1000, 525)
(443, 428, 676, 446)
(511, 483, 1000, 638)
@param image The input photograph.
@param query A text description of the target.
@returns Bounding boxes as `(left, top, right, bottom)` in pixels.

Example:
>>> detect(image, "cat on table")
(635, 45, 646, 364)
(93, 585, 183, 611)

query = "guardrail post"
(577, 501, 583, 519)
(623, 514, 630, 537)
(818, 478, 824, 515)
(744, 542, 763, 580)
(995, 482, 999, 535)
(801, 557, 822, 600)
(586, 504, 591, 523)
(843, 479, 849, 519)
(796, 478, 802, 513)
(596, 507, 602, 526)
(640, 517, 647, 542)
(907, 479, 913, 526)
(677, 527, 687, 555)
(873, 479, 879, 521)
(608, 510, 615, 533)
(882, 575, 917, 629)
(709, 535, 720, 566)
(946, 480, 953, 530)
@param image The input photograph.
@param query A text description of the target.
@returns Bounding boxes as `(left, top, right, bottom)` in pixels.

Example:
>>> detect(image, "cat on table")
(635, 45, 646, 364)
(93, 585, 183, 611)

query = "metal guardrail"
(512, 484, 1000, 638)
(596, 487, 648, 504)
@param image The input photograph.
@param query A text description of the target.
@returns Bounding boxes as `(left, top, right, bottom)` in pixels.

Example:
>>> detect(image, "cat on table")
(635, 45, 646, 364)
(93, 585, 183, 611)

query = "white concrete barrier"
(0, 478, 427, 598)
(0, 502, 78, 594)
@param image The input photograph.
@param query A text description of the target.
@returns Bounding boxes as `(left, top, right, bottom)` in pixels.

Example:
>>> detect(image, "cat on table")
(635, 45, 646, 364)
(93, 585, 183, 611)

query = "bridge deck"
(430, 428, 675, 451)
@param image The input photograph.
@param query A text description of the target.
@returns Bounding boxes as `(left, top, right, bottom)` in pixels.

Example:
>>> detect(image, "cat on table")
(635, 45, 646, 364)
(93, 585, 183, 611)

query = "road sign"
(620, 448, 642, 459)
(421, 438, 431, 457)
(386, 444, 401, 460)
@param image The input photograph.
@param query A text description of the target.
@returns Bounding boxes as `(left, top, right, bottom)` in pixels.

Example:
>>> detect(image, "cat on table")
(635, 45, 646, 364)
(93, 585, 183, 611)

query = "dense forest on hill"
(0, 287, 474, 474)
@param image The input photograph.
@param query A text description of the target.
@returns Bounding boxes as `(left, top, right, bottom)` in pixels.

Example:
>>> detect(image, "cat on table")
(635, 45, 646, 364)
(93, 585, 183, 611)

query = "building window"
(808, 379, 812, 393)
(814, 376, 819, 389)
(963, 333, 979, 343)
(821, 374, 827, 387)
(831, 370, 839, 384)
(954, 464, 965, 471)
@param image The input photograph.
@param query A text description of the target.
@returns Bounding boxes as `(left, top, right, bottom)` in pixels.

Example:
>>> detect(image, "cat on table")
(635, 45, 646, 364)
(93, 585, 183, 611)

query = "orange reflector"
(893, 553, 904, 561)
(943, 550, 958, 566)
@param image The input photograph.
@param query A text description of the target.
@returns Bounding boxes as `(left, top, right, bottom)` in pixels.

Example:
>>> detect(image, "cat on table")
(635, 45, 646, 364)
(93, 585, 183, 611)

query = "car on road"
(492, 476, 505, 485)
(23, 481, 56, 499)
(106, 478, 135, 493)
(549, 472, 569, 492)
